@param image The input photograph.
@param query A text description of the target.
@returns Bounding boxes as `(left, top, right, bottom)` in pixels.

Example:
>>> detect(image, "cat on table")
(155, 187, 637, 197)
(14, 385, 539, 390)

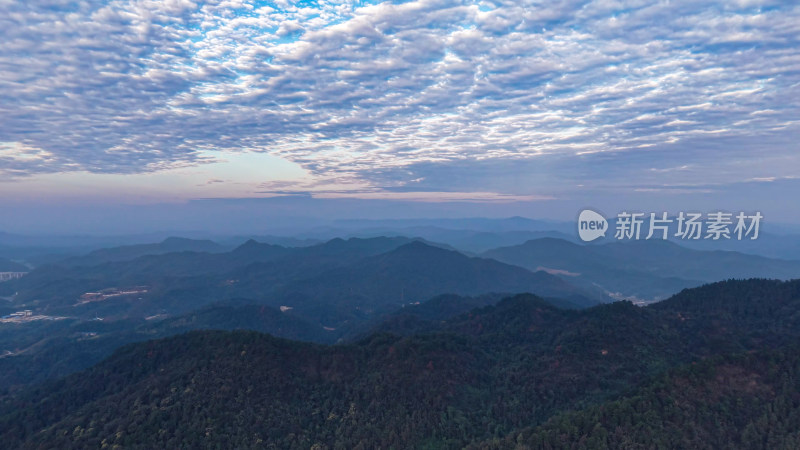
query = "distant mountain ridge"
(60, 237, 227, 267)
(483, 237, 800, 300)
(224, 240, 604, 329)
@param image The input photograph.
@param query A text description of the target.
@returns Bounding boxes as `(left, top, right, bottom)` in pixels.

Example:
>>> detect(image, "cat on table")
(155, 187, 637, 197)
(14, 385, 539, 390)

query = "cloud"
(199, 178, 226, 186)
(0, 0, 798, 198)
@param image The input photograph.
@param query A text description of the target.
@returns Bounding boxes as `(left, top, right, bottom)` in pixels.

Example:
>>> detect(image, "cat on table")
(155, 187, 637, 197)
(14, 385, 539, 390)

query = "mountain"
(477, 346, 800, 449)
(290, 236, 439, 262)
(14, 237, 597, 327)
(9, 237, 423, 306)
(3, 279, 800, 448)
(225, 239, 295, 262)
(59, 237, 227, 267)
(0, 301, 330, 389)
(341, 293, 516, 340)
(247, 241, 603, 328)
(323, 226, 578, 253)
(330, 216, 574, 234)
(218, 235, 322, 248)
(286, 219, 578, 253)
(3, 239, 302, 309)
(483, 238, 800, 300)
(0, 238, 601, 390)
(145, 302, 331, 343)
(433, 230, 577, 253)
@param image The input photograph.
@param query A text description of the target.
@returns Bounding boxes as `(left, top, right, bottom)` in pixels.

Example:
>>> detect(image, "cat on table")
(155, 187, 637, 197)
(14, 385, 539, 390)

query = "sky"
(1, 0, 799, 233)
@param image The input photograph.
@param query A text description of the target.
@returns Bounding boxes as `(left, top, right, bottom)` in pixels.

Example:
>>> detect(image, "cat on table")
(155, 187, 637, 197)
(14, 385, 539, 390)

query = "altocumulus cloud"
(0, 0, 799, 195)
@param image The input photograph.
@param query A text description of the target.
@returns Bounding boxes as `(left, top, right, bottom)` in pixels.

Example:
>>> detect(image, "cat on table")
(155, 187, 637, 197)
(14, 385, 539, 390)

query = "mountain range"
(5, 232, 800, 392)
(2, 279, 800, 448)
(0, 237, 601, 390)
(484, 238, 800, 300)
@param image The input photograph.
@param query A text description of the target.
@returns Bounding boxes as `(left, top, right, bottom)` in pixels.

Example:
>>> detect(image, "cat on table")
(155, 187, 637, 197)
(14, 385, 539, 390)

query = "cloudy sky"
(1, 0, 799, 232)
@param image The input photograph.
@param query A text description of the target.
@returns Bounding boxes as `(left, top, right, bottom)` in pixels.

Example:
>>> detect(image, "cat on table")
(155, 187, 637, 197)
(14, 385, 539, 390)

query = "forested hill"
(2, 279, 800, 449)
(475, 346, 800, 449)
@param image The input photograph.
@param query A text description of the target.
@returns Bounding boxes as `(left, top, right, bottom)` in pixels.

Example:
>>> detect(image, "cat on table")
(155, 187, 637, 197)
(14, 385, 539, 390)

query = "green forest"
(2, 279, 800, 448)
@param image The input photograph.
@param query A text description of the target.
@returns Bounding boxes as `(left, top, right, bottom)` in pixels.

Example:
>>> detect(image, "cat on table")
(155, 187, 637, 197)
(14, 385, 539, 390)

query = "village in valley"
(0, 309, 66, 324)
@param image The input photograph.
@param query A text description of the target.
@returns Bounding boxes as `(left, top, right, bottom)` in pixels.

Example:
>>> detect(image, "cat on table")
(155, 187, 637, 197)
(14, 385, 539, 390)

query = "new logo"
(578, 209, 608, 242)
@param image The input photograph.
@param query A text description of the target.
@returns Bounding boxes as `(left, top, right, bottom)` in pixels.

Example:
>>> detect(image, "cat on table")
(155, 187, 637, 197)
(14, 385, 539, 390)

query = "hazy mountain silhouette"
(484, 237, 800, 300)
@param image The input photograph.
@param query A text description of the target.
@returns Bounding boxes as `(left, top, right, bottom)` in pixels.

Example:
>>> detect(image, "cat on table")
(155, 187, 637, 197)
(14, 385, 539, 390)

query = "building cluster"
(3, 310, 32, 319)
(1, 310, 65, 324)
